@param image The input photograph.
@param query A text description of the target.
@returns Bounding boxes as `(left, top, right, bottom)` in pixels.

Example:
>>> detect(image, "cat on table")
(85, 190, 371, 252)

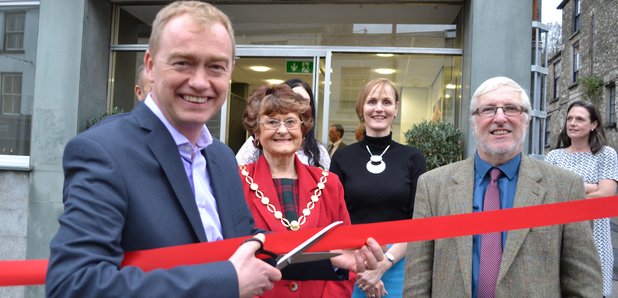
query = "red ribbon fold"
(2, 195, 617, 287)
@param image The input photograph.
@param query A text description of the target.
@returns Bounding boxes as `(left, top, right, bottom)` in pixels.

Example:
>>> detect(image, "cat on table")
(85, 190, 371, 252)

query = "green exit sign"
(286, 60, 313, 74)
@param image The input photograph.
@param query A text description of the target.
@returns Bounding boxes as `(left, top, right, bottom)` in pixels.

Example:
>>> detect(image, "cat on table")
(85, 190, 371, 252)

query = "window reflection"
(328, 53, 461, 144)
(0, 5, 37, 156)
(112, 3, 464, 147)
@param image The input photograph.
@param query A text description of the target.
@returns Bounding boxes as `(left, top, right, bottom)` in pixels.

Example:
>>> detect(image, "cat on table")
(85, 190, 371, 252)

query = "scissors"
(248, 221, 343, 270)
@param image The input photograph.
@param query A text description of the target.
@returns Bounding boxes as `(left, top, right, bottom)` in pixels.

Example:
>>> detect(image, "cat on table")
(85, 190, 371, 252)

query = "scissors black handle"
(243, 237, 278, 267)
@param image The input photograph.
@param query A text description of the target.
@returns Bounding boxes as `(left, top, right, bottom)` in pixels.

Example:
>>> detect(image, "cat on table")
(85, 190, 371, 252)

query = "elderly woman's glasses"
(472, 105, 527, 118)
(260, 118, 303, 130)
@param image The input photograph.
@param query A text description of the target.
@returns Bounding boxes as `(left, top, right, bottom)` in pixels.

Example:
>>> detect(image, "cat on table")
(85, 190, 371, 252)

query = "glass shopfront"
(110, 2, 464, 152)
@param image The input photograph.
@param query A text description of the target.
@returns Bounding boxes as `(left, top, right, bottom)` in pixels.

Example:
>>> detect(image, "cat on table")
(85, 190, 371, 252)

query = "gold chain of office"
(240, 165, 328, 231)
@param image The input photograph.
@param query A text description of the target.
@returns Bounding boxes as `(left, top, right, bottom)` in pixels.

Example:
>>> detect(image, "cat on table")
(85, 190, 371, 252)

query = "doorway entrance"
(226, 49, 327, 153)
(109, 47, 462, 153)
(226, 47, 462, 153)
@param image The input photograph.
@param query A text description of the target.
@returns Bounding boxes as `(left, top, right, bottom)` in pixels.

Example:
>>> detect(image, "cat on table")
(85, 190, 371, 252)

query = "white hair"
(469, 76, 531, 123)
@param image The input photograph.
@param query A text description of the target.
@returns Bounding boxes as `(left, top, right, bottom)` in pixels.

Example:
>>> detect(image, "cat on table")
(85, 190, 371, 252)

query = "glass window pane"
(228, 56, 317, 152)
(328, 53, 461, 144)
(228, 4, 462, 48)
(610, 85, 616, 125)
(2, 73, 21, 114)
(117, 4, 463, 49)
(0, 6, 36, 156)
(4, 12, 25, 50)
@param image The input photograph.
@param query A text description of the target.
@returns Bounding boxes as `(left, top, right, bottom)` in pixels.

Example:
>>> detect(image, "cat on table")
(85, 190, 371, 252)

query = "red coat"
(239, 155, 354, 298)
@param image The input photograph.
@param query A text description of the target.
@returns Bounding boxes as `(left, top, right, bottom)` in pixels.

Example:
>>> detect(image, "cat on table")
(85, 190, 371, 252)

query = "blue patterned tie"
(479, 168, 502, 298)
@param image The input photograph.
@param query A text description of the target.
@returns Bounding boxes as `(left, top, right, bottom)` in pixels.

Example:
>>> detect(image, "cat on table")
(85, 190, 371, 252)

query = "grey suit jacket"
(46, 103, 258, 297)
(403, 156, 602, 297)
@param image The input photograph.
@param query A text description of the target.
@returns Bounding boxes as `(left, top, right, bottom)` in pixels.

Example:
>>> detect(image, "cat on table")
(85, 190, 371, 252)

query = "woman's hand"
(362, 280, 387, 298)
(330, 237, 384, 272)
(585, 179, 617, 198)
(355, 258, 390, 290)
(584, 183, 598, 195)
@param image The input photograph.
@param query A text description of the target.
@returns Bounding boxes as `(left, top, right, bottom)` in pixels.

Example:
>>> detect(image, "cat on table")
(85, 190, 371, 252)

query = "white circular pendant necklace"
(365, 145, 390, 174)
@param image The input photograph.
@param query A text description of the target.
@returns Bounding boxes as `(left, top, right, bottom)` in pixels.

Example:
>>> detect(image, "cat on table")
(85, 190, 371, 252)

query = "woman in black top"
(330, 78, 426, 298)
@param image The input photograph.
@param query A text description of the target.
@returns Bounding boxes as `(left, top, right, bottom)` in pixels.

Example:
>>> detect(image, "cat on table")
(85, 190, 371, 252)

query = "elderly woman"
(236, 79, 330, 169)
(239, 84, 368, 297)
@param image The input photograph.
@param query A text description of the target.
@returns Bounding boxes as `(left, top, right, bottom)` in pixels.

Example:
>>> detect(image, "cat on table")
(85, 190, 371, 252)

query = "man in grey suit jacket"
(328, 124, 347, 157)
(403, 77, 602, 297)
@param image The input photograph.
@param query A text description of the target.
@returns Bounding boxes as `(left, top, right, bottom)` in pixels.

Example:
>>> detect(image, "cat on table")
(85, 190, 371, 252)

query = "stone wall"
(545, 0, 618, 153)
(0, 171, 30, 298)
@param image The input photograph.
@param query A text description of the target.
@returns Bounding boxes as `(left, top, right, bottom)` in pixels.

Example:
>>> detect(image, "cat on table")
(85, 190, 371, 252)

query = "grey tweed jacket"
(403, 156, 602, 297)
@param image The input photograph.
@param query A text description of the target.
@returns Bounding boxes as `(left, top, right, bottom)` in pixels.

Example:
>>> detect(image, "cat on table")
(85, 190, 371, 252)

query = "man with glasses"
(403, 76, 601, 297)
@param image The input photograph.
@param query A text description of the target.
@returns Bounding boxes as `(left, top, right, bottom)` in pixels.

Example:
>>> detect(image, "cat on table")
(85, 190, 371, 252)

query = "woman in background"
(330, 78, 426, 298)
(236, 79, 330, 169)
(354, 122, 365, 142)
(545, 100, 618, 297)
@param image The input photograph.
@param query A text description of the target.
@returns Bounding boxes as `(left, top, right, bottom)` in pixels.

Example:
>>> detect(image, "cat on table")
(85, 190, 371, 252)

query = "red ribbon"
(0, 260, 47, 287)
(2, 195, 617, 287)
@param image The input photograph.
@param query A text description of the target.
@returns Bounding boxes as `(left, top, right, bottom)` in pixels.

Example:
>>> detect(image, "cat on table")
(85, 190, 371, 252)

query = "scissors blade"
(276, 221, 343, 270)
(283, 252, 341, 265)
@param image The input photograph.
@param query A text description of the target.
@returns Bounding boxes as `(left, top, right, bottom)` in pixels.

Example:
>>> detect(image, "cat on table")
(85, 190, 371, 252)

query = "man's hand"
(229, 234, 282, 298)
(331, 237, 384, 272)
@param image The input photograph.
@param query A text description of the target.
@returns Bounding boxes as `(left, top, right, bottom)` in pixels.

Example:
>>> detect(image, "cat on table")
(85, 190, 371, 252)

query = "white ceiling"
(121, 2, 463, 31)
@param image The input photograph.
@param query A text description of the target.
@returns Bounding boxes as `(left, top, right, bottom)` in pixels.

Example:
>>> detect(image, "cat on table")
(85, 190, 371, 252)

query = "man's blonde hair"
(148, 1, 235, 57)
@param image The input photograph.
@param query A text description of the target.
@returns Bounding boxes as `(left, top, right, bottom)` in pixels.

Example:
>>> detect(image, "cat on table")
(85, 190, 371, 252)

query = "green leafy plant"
(86, 107, 124, 129)
(578, 75, 604, 105)
(404, 120, 463, 171)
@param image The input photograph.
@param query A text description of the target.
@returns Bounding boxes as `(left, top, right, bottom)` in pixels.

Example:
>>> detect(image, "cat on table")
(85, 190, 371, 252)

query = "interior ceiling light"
(249, 66, 271, 72)
(445, 83, 456, 89)
(265, 79, 284, 85)
(374, 68, 396, 75)
(376, 53, 394, 57)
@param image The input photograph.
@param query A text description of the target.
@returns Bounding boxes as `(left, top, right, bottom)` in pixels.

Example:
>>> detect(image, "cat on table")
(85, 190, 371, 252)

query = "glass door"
(227, 52, 325, 153)
(325, 52, 462, 145)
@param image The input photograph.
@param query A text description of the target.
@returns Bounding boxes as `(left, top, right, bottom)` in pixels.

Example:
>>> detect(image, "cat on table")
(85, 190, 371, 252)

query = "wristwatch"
(384, 252, 395, 264)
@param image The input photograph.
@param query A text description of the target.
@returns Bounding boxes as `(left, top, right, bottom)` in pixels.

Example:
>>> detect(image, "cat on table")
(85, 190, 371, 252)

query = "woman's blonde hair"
(355, 78, 399, 121)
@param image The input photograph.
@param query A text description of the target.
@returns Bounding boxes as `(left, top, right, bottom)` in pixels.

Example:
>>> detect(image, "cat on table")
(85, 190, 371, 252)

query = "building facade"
(0, 1, 545, 297)
(546, 0, 618, 152)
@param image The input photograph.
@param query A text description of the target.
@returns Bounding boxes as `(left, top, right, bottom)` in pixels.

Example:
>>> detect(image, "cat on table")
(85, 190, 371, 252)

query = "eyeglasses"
(472, 105, 527, 118)
(260, 118, 303, 130)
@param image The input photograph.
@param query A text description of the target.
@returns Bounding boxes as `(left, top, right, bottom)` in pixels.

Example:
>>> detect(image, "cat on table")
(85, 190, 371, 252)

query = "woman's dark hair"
(555, 100, 607, 154)
(284, 78, 325, 168)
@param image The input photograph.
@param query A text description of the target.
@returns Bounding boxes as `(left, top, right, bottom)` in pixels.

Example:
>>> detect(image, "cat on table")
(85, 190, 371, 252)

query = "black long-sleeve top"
(330, 132, 427, 224)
